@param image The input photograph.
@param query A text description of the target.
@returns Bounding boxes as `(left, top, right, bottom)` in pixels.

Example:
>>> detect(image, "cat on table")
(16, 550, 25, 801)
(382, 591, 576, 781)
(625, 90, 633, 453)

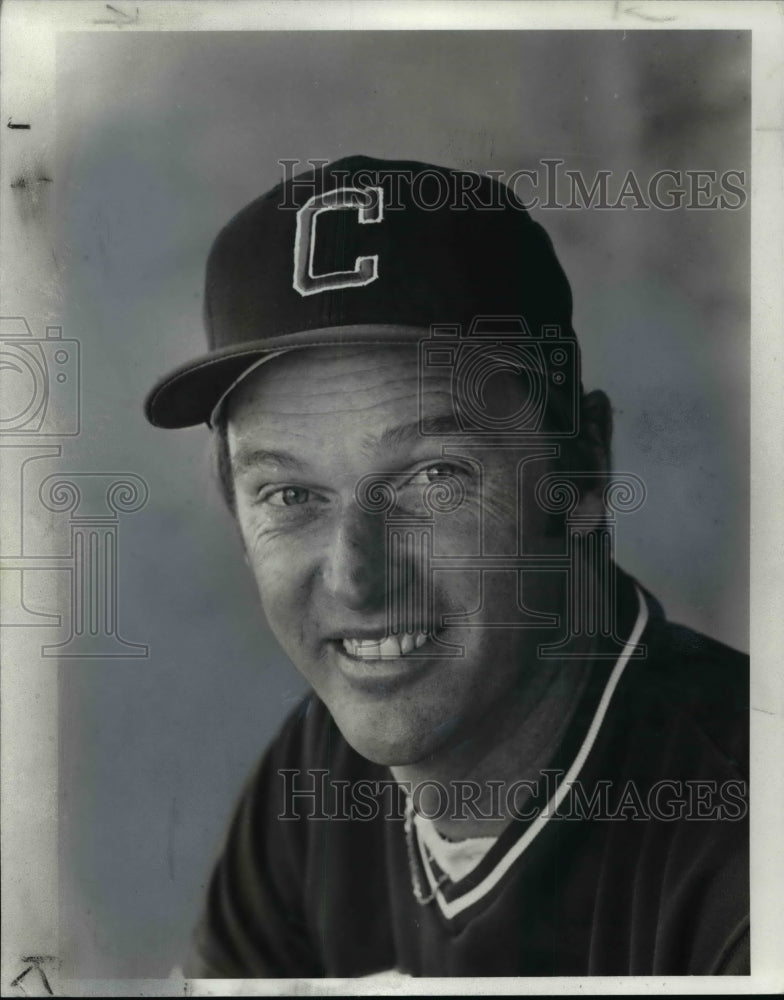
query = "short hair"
(214, 412, 237, 515)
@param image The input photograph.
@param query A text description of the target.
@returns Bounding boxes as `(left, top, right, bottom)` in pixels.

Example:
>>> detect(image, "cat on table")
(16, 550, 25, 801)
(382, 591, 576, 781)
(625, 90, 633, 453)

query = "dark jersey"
(186, 569, 749, 977)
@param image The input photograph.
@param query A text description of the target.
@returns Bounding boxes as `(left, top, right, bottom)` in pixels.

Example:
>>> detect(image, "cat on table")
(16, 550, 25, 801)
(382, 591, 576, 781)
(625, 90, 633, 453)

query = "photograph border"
(1, 1, 781, 995)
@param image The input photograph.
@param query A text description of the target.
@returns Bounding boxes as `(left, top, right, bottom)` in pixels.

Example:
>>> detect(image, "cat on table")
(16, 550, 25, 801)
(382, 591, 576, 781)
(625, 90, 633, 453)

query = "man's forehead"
(224, 346, 453, 470)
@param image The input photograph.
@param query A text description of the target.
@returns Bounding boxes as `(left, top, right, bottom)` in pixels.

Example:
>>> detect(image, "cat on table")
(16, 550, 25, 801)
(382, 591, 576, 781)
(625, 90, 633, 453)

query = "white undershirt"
(412, 811, 497, 883)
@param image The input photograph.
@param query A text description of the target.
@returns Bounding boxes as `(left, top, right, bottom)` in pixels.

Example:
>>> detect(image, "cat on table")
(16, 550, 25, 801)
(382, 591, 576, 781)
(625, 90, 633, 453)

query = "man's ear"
(574, 389, 613, 526)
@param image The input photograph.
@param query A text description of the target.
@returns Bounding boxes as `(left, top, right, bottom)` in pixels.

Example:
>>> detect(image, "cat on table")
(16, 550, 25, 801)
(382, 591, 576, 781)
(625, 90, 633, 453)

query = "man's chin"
(333, 716, 444, 768)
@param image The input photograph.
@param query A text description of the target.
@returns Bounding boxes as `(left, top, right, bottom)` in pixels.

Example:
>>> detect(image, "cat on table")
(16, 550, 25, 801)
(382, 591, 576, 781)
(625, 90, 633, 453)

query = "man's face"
(226, 344, 571, 766)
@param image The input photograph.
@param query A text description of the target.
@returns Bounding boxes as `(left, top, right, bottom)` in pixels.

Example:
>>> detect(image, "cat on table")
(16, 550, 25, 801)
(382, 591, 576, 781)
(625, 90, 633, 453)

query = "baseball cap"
(143, 155, 579, 429)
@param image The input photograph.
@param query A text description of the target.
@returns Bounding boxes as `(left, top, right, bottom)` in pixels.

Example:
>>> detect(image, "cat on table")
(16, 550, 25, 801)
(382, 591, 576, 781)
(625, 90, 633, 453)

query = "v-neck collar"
(408, 582, 649, 924)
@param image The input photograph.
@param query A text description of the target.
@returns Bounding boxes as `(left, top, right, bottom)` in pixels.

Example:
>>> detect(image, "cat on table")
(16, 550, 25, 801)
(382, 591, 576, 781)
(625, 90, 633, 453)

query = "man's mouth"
(341, 631, 430, 659)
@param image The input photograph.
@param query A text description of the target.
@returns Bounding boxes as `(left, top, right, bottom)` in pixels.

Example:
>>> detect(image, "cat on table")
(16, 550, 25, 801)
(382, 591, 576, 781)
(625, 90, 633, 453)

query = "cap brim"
(144, 325, 429, 428)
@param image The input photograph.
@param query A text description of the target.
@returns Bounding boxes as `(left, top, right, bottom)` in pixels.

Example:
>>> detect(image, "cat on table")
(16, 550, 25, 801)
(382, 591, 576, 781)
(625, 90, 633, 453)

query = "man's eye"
(265, 486, 312, 507)
(412, 463, 462, 484)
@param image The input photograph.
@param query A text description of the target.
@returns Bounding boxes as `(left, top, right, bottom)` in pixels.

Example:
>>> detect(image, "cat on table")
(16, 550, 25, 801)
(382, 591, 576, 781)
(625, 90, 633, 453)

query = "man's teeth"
(342, 632, 430, 659)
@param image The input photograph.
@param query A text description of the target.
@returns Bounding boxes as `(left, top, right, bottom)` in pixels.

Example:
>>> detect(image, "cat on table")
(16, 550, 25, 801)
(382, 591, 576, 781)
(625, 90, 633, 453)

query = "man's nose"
(321, 504, 388, 610)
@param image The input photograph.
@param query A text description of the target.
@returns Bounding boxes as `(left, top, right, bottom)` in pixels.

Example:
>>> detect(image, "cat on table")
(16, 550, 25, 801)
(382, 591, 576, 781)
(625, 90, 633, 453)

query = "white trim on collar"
(420, 584, 649, 921)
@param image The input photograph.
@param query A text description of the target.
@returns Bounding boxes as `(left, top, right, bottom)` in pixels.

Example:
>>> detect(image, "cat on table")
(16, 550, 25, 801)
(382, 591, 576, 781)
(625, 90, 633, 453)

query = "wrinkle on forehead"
(225, 345, 451, 425)
(225, 344, 531, 430)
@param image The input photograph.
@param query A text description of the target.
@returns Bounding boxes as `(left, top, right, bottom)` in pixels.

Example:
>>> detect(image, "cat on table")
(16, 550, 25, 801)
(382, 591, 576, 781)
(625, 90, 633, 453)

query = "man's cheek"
(254, 571, 296, 621)
(244, 552, 299, 630)
(260, 594, 315, 671)
(244, 526, 298, 582)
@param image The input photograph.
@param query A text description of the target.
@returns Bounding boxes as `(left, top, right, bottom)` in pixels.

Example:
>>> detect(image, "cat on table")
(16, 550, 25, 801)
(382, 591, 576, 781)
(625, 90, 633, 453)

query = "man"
(145, 156, 749, 977)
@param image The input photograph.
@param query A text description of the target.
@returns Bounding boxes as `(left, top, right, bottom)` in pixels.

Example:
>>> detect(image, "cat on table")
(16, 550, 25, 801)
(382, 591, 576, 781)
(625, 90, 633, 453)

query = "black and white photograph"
(1, 1, 782, 994)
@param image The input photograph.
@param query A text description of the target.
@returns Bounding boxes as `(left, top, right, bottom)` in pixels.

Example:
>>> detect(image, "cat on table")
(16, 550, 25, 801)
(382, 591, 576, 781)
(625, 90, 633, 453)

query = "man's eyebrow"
(230, 446, 307, 475)
(368, 414, 461, 452)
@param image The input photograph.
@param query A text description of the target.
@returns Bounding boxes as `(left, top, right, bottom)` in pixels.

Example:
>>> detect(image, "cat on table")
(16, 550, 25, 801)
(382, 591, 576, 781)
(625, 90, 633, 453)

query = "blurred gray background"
(54, 30, 749, 976)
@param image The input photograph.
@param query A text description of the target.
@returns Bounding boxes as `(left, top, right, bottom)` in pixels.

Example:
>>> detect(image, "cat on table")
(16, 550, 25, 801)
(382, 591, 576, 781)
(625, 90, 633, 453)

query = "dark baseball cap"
(144, 155, 578, 428)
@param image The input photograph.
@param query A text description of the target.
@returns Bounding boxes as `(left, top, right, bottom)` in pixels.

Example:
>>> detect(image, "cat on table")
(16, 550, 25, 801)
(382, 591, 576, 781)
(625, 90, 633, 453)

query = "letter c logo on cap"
(293, 186, 384, 297)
